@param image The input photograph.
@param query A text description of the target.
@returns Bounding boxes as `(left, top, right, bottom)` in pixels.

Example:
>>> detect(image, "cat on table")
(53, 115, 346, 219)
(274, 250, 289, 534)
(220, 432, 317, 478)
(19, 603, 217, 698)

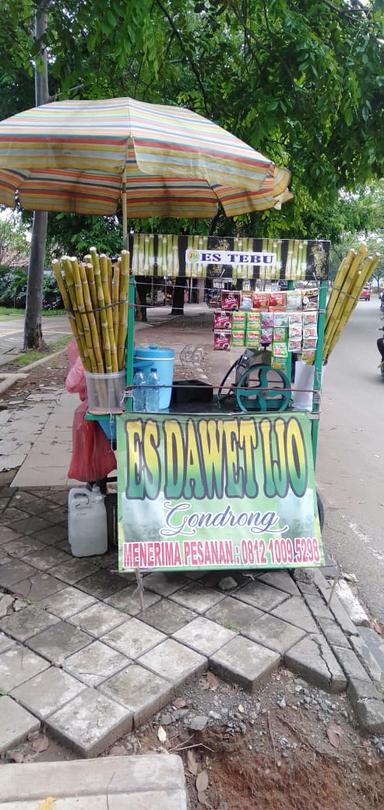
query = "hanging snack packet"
(303, 324, 318, 339)
(289, 322, 302, 339)
(288, 337, 302, 352)
(303, 311, 317, 326)
(272, 341, 288, 358)
(269, 291, 287, 310)
(289, 311, 302, 325)
(213, 331, 231, 350)
(303, 337, 318, 350)
(274, 311, 289, 328)
(231, 311, 247, 329)
(240, 295, 253, 311)
(253, 291, 270, 309)
(246, 331, 260, 348)
(302, 288, 319, 310)
(273, 327, 288, 342)
(231, 332, 246, 348)
(286, 290, 302, 311)
(221, 291, 240, 311)
(246, 311, 261, 328)
(214, 312, 232, 330)
(261, 327, 273, 345)
(261, 311, 274, 329)
(272, 356, 289, 373)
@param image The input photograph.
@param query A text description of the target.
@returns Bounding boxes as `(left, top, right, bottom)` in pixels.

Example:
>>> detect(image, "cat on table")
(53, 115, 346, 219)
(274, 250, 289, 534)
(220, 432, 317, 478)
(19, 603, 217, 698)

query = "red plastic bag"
(68, 401, 117, 482)
(66, 341, 116, 481)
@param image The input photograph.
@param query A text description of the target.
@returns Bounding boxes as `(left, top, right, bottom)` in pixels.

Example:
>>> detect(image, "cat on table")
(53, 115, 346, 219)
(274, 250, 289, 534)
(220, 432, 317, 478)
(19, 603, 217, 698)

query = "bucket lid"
(134, 345, 175, 359)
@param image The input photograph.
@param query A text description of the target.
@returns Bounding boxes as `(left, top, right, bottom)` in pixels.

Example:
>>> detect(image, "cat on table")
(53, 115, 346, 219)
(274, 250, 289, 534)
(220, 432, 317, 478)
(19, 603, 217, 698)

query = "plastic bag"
(66, 341, 116, 481)
(68, 401, 117, 482)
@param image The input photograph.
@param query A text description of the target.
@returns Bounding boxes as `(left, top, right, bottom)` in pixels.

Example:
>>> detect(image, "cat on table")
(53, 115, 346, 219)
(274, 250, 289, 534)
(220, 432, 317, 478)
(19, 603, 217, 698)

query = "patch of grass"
(11, 335, 71, 367)
(0, 307, 66, 319)
(0, 307, 24, 317)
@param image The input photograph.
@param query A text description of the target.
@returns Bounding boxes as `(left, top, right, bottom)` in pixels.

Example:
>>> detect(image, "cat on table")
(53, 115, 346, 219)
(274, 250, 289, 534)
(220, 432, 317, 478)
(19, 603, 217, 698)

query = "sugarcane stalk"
(80, 262, 104, 373)
(324, 245, 368, 359)
(62, 256, 90, 370)
(93, 250, 112, 374)
(112, 263, 121, 346)
(70, 257, 97, 373)
(100, 254, 118, 372)
(118, 249, 130, 370)
(83, 254, 101, 338)
(325, 254, 379, 360)
(107, 255, 113, 291)
(51, 259, 85, 362)
(325, 249, 356, 334)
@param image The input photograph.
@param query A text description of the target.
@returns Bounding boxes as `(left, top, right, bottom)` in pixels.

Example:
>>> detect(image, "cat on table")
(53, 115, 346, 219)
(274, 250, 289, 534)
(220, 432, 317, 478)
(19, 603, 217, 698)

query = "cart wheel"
(236, 364, 291, 412)
(317, 490, 325, 531)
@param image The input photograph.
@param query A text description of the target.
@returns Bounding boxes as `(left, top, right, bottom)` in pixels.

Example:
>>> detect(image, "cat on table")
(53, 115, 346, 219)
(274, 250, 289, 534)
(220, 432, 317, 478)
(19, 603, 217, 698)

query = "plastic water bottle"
(146, 367, 160, 412)
(132, 370, 146, 412)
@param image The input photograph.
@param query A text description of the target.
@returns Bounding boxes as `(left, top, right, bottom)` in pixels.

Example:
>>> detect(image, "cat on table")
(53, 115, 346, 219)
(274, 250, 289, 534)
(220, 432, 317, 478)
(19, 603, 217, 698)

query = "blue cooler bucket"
(133, 345, 175, 410)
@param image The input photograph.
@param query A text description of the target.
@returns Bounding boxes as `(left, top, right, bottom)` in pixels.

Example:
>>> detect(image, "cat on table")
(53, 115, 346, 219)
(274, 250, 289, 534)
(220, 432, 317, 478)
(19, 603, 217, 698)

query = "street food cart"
(80, 233, 329, 575)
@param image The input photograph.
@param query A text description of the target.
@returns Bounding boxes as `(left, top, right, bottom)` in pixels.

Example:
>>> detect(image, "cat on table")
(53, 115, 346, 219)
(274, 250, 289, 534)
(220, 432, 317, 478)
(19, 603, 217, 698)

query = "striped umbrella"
(0, 97, 292, 232)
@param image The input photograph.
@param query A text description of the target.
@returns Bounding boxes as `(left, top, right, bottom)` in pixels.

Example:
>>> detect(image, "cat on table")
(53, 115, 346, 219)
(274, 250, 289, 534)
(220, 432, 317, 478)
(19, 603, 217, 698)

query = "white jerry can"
(68, 485, 108, 557)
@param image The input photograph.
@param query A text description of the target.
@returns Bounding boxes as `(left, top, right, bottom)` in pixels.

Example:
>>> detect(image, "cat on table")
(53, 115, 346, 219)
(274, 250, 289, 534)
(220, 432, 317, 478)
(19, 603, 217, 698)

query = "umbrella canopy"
(0, 97, 291, 218)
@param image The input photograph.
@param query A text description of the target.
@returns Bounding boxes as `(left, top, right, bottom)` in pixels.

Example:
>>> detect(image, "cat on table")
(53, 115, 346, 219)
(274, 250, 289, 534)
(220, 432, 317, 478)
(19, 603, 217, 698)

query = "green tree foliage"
(0, 0, 383, 245)
(331, 180, 384, 281)
(0, 214, 30, 266)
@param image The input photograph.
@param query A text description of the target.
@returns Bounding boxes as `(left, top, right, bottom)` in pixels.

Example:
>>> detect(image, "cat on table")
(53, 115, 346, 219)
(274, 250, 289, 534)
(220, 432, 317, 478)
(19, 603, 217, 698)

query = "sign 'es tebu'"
(117, 412, 324, 572)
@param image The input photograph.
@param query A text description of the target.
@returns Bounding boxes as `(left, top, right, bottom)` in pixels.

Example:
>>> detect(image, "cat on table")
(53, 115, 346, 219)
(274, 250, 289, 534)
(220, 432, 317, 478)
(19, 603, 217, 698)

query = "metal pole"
(311, 278, 327, 463)
(121, 166, 134, 411)
(122, 167, 128, 250)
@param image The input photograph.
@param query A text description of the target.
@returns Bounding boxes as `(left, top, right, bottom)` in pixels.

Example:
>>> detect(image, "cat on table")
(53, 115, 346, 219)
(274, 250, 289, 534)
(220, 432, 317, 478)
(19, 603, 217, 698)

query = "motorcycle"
(378, 326, 384, 378)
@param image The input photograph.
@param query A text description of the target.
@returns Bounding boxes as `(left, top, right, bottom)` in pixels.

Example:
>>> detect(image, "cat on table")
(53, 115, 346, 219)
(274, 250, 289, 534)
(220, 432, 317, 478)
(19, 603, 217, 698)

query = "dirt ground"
(0, 350, 68, 408)
(3, 667, 384, 809)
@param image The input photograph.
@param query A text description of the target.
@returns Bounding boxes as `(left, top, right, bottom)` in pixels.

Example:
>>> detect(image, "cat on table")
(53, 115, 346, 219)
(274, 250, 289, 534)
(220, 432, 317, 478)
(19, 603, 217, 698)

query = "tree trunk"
(23, 2, 50, 350)
(171, 276, 186, 315)
(171, 234, 187, 315)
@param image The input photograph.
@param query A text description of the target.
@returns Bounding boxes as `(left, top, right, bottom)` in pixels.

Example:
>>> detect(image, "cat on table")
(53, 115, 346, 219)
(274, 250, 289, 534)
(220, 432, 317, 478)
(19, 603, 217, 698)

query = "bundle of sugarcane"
(322, 245, 379, 363)
(52, 249, 130, 374)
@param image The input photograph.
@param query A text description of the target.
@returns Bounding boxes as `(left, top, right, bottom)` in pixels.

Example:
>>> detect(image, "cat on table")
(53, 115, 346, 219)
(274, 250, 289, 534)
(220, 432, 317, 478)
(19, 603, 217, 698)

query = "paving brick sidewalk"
(1, 486, 384, 758)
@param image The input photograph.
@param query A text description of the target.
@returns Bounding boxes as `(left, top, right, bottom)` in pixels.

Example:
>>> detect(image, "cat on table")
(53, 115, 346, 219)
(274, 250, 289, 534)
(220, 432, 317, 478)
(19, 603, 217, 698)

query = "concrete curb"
(0, 754, 187, 809)
(294, 568, 384, 733)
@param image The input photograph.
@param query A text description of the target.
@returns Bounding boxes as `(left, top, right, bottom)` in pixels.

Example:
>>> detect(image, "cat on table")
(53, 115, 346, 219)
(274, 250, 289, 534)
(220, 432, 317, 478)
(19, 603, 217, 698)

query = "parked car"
(360, 287, 371, 301)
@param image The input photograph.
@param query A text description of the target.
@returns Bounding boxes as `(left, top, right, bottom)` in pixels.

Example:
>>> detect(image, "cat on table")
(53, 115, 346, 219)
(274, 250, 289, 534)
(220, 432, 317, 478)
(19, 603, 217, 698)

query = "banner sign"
(129, 234, 330, 281)
(117, 412, 324, 572)
(185, 248, 276, 266)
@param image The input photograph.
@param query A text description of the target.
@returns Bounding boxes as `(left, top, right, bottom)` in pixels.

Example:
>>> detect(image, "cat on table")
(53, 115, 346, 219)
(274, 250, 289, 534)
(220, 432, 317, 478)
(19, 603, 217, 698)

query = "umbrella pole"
(122, 167, 134, 412)
(122, 167, 128, 250)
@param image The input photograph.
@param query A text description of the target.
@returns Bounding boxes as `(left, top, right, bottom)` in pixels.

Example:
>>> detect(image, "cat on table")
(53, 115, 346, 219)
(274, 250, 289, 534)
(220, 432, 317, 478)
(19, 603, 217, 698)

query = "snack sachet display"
(231, 311, 247, 329)
(246, 330, 260, 348)
(231, 334, 245, 348)
(213, 331, 231, 350)
(302, 289, 319, 310)
(273, 312, 289, 328)
(253, 291, 270, 310)
(261, 327, 273, 345)
(221, 291, 240, 311)
(269, 291, 287, 310)
(286, 290, 302, 311)
(214, 312, 232, 330)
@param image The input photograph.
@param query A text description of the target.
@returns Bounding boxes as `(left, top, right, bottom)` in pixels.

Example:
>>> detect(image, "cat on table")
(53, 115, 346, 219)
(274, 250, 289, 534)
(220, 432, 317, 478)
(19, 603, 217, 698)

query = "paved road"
(317, 297, 384, 620)
(0, 315, 71, 365)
